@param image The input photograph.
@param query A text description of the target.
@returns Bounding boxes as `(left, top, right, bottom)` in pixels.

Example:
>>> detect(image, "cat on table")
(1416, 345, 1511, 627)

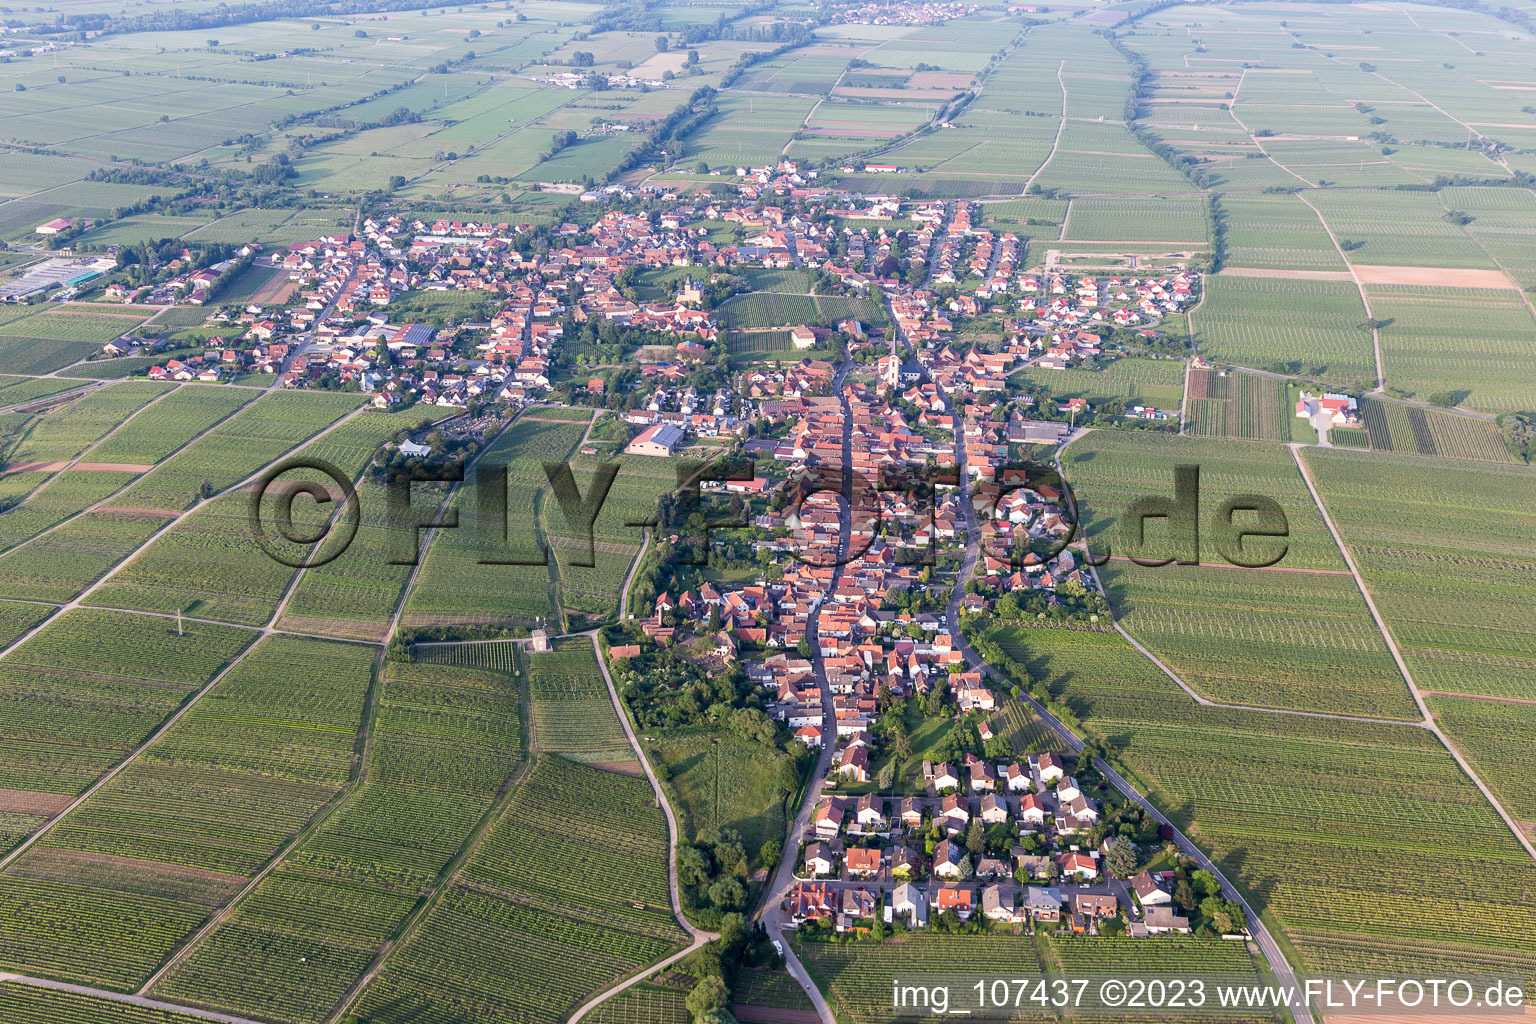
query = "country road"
(567, 627, 718, 1023)
(751, 353, 858, 1024)
(946, 407, 1317, 1024)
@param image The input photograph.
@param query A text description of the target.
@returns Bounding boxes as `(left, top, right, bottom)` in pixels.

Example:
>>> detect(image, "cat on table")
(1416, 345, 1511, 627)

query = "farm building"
(626, 423, 684, 457)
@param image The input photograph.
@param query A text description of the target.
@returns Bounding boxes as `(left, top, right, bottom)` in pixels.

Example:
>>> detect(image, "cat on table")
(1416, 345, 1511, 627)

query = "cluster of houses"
(829, 2, 981, 25)
(784, 754, 1191, 935)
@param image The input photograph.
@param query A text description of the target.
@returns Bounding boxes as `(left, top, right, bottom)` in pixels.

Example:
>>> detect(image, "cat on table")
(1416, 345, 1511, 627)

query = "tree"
(876, 758, 896, 790)
(1105, 839, 1139, 879)
(353, 29, 367, 37)
(965, 818, 985, 856)
(679, 845, 711, 887)
(687, 975, 730, 1021)
(956, 853, 973, 879)
(1174, 879, 1198, 913)
(656, 34, 669, 50)
(1192, 869, 1221, 898)
(708, 875, 746, 911)
(759, 838, 782, 868)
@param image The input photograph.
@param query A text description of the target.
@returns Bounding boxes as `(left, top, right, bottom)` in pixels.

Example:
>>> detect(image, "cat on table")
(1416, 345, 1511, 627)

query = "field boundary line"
(0, 381, 103, 415)
(0, 402, 367, 659)
(0, 628, 263, 876)
(1290, 443, 1536, 863)
(0, 974, 269, 1024)
(1025, 60, 1067, 196)
(1293, 191, 1384, 391)
(567, 629, 717, 1023)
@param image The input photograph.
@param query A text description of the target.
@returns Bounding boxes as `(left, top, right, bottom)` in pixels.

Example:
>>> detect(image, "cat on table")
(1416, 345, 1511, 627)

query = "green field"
(1063, 431, 1418, 718)
(402, 417, 586, 634)
(0, 609, 257, 849)
(1183, 369, 1289, 442)
(986, 623, 1536, 989)
(1302, 448, 1536, 705)
(348, 754, 686, 1024)
(1193, 276, 1375, 388)
(1358, 398, 1511, 462)
(0, 634, 373, 989)
(151, 654, 524, 1023)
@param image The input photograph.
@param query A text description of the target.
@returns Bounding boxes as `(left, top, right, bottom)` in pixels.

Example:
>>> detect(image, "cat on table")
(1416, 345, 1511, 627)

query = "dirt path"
(1290, 443, 1536, 864)
(565, 631, 716, 1023)
(1294, 191, 1384, 391)
(1421, 689, 1536, 707)
(0, 975, 269, 1024)
(1025, 60, 1068, 195)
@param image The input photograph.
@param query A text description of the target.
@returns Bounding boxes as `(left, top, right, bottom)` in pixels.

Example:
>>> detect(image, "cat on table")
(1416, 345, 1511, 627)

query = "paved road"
(944, 403, 1316, 1024)
(752, 356, 858, 1024)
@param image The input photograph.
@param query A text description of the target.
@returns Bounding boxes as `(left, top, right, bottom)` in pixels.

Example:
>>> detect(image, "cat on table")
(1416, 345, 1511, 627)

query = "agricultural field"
(0, 468, 142, 554)
(0, 395, 366, 605)
(796, 930, 1267, 1023)
(347, 754, 686, 1024)
(1009, 355, 1185, 413)
(83, 386, 255, 466)
(717, 290, 884, 331)
(0, 376, 87, 406)
(1191, 276, 1376, 388)
(1366, 286, 1536, 414)
(0, 982, 220, 1023)
(1217, 195, 1348, 272)
(0, 307, 155, 374)
(1302, 448, 1536, 705)
(550, 452, 676, 620)
(1183, 369, 1289, 442)
(1060, 196, 1208, 245)
(645, 728, 795, 862)
(401, 416, 585, 634)
(4, 380, 172, 467)
(1306, 191, 1498, 270)
(1063, 431, 1346, 571)
(109, 391, 364, 514)
(1, 0, 1534, 1014)
(0, 609, 256, 849)
(85, 412, 403, 626)
(0, 634, 374, 990)
(985, 623, 1536, 987)
(526, 637, 635, 768)
(1062, 431, 1418, 718)
(151, 654, 524, 1023)
(1358, 398, 1511, 463)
